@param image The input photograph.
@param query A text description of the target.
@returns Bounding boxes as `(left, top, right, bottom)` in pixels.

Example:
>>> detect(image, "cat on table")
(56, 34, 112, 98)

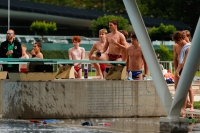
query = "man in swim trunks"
(68, 36, 85, 79)
(172, 31, 193, 116)
(89, 29, 108, 78)
(92, 20, 127, 79)
(126, 32, 148, 80)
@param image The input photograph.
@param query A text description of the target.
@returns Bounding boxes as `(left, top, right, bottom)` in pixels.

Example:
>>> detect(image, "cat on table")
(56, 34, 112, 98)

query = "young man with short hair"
(126, 32, 148, 80)
(31, 42, 43, 59)
(93, 20, 127, 79)
(89, 29, 108, 78)
(68, 36, 85, 79)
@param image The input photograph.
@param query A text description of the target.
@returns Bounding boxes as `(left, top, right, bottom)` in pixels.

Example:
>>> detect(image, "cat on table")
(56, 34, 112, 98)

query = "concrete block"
(2, 82, 22, 118)
(1, 80, 167, 118)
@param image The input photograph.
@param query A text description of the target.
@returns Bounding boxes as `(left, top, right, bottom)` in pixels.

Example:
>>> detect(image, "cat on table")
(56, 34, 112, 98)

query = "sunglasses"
(6, 33, 12, 36)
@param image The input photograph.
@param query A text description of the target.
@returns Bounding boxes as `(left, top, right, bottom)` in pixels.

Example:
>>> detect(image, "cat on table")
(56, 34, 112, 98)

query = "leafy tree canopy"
(155, 45, 173, 61)
(149, 23, 176, 41)
(27, 0, 200, 34)
(30, 21, 57, 39)
(90, 15, 131, 36)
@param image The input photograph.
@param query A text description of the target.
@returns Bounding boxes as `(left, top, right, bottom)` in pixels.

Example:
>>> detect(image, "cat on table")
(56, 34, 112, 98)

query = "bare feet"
(92, 75, 103, 79)
(190, 105, 194, 112)
(180, 108, 186, 118)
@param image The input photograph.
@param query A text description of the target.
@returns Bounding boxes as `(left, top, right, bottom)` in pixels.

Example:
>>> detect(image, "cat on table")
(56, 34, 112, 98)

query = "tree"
(26, 0, 127, 13)
(30, 21, 57, 40)
(149, 23, 176, 41)
(138, 0, 200, 34)
(155, 45, 173, 61)
(90, 15, 131, 36)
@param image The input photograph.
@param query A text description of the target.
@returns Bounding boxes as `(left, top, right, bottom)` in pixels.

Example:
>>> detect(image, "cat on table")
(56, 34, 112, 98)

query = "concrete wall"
(1, 80, 166, 119)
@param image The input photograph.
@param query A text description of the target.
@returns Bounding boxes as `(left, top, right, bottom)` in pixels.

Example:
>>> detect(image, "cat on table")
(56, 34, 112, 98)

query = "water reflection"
(37, 118, 160, 133)
(0, 118, 199, 133)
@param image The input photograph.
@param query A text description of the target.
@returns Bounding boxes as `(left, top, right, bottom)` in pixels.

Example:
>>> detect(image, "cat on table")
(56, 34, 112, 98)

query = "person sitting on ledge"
(126, 32, 148, 80)
(31, 42, 43, 59)
(89, 28, 108, 78)
(68, 36, 85, 79)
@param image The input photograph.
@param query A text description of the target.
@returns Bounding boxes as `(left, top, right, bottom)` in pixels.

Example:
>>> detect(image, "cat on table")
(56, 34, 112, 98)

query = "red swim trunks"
(74, 66, 81, 72)
(99, 64, 106, 71)
(108, 53, 122, 61)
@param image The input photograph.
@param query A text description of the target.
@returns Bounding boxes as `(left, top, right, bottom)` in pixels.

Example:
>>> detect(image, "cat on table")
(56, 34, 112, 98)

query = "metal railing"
(81, 61, 175, 78)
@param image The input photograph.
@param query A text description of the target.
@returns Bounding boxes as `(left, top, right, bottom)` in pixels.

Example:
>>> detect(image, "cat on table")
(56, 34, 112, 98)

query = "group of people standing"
(0, 29, 43, 75)
(68, 19, 148, 80)
(0, 22, 194, 119)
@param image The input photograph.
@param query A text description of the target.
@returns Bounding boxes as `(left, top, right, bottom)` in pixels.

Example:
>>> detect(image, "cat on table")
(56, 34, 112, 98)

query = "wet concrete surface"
(0, 117, 199, 133)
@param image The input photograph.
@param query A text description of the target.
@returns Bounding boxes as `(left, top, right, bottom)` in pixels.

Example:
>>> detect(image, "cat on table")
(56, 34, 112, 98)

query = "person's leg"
(189, 85, 194, 111)
(91, 53, 109, 79)
(137, 73, 143, 80)
(77, 68, 82, 79)
(174, 75, 179, 89)
(181, 96, 188, 117)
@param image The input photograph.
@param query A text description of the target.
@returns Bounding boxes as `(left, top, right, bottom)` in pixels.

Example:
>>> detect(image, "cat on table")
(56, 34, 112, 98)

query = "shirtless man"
(92, 20, 127, 79)
(31, 42, 43, 59)
(172, 31, 192, 117)
(19, 45, 29, 71)
(89, 29, 107, 78)
(173, 30, 194, 112)
(68, 36, 85, 79)
(126, 32, 148, 80)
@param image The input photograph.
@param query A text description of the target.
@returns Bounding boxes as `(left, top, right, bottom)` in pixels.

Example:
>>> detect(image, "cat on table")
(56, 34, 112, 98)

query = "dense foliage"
(30, 21, 57, 39)
(149, 23, 176, 41)
(155, 45, 173, 61)
(90, 15, 131, 36)
(27, 0, 200, 34)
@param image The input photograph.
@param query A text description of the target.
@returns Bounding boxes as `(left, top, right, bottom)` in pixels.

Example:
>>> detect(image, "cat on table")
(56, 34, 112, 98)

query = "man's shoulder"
(106, 33, 112, 37)
(79, 47, 85, 50)
(93, 41, 99, 46)
(1, 40, 7, 45)
(68, 47, 73, 51)
(14, 40, 21, 45)
(127, 45, 132, 50)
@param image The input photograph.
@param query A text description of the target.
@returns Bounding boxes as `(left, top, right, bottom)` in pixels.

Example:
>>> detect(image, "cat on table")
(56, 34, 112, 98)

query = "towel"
(179, 43, 191, 63)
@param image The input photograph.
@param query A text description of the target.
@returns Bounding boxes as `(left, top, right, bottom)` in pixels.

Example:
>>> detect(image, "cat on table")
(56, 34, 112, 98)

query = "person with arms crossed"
(126, 32, 148, 80)
(68, 36, 85, 79)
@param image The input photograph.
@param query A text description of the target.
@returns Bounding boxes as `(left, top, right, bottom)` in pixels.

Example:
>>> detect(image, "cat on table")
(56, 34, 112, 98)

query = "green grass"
(194, 101, 200, 109)
(82, 72, 96, 76)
